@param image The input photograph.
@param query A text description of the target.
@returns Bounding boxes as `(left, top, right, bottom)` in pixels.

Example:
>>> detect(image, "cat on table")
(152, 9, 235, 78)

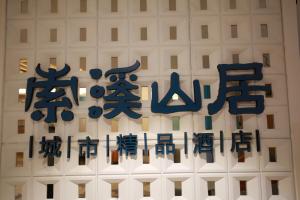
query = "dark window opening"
(47, 184, 54, 199)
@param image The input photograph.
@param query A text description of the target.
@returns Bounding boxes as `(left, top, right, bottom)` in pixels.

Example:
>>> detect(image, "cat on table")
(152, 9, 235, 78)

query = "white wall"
(0, 0, 300, 200)
(0, 0, 7, 188)
(283, 0, 300, 199)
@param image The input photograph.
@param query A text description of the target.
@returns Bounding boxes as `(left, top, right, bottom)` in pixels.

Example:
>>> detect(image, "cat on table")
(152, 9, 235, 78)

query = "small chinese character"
(117, 133, 138, 156)
(155, 134, 175, 155)
(193, 133, 214, 162)
(78, 136, 99, 158)
(39, 136, 62, 158)
(231, 130, 252, 153)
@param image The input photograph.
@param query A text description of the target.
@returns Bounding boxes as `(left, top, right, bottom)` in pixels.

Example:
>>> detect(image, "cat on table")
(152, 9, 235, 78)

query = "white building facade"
(0, 0, 300, 200)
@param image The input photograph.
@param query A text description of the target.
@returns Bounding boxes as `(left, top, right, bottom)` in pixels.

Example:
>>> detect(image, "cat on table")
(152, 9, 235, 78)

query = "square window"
(140, 0, 147, 11)
(18, 119, 25, 134)
(79, 118, 87, 132)
(141, 86, 149, 101)
(169, 26, 177, 40)
(202, 55, 210, 69)
(15, 184, 23, 200)
(111, 56, 118, 68)
(140, 27, 147, 41)
(229, 0, 236, 9)
(111, 28, 118, 41)
(20, 0, 28, 14)
(111, 0, 118, 12)
(48, 156, 54, 166)
(236, 115, 243, 129)
(111, 150, 119, 165)
(80, 28, 87, 41)
(79, 88, 87, 101)
(200, 0, 207, 10)
(174, 148, 181, 163)
(50, 28, 57, 42)
(259, 0, 267, 8)
(79, 152, 86, 165)
(143, 182, 150, 197)
(80, 0, 87, 12)
(47, 184, 54, 199)
(78, 184, 86, 198)
(207, 181, 215, 196)
(267, 114, 275, 129)
(201, 25, 208, 39)
(239, 181, 247, 195)
(18, 88, 26, 103)
(271, 180, 279, 195)
(169, 0, 176, 11)
(269, 147, 277, 162)
(203, 85, 211, 99)
(19, 58, 28, 73)
(111, 183, 119, 198)
(238, 151, 245, 162)
(172, 93, 179, 100)
(48, 124, 55, 133)
(140, 56, 148, 69)
(205, 116, 212, 130)
(20, 29, 28, 43)
(50, 0, 58, 13)
(232, 53, 239, 64)
(172, 116, 180, 131)
(261, 24, 268, 38)
(111, 119, 118, 132)
(174, 181, 182, 196)
(80, 57, 86, 71)
(143, 150, 150, 164)
(49, 57, 57, 69)
(263, 53, 270, 67)
(170, 55, 178, 69)
(265, 84, 272, 97)
(142, 117, 149, 131)
(231, 25, 238, 38)
(16, 152, 24, 167)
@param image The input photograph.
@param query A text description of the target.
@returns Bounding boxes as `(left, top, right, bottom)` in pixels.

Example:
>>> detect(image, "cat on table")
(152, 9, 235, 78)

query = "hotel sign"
(24, 60, 270, 123)
(24, 60, 267, 161)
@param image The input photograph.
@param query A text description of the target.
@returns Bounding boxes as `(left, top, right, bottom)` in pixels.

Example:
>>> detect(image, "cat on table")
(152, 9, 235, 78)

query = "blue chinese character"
(151, 72, 202, 114)
(78, 136, 99, 158)
(103, 61, 142, 119)
(39, 136, 62, 158)
(231, 130, 252, 153)
(208, 63, 271, 115)
(88, 68, 105, 119)
(193, 133, 214, 162)
(117, 133, 138, 156)
(155, 134, 175, 155)
(25, 64, 79, 123)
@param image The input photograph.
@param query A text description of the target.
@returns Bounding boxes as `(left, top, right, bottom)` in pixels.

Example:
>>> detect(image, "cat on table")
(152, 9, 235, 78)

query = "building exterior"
(0, 0, 300, 200)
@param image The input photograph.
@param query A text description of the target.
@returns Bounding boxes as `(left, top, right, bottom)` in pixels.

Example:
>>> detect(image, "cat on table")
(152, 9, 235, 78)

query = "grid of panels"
(0, 0, 296, 200)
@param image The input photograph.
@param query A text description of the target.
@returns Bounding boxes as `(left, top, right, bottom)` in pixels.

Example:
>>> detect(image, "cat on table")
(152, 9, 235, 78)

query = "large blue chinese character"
(25, 64, 79, 123)
(155, 134, 175, 155)
(116, 133, 138, 156)
(151, 72, 201, 114)
(103, 61, 142, 119)
(208, 63, 271, 115)
(193, 133, 214, 162)
(39, 136, 62, 158)
(231, 130, 252, 153)
(78, 136, 99, 158)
